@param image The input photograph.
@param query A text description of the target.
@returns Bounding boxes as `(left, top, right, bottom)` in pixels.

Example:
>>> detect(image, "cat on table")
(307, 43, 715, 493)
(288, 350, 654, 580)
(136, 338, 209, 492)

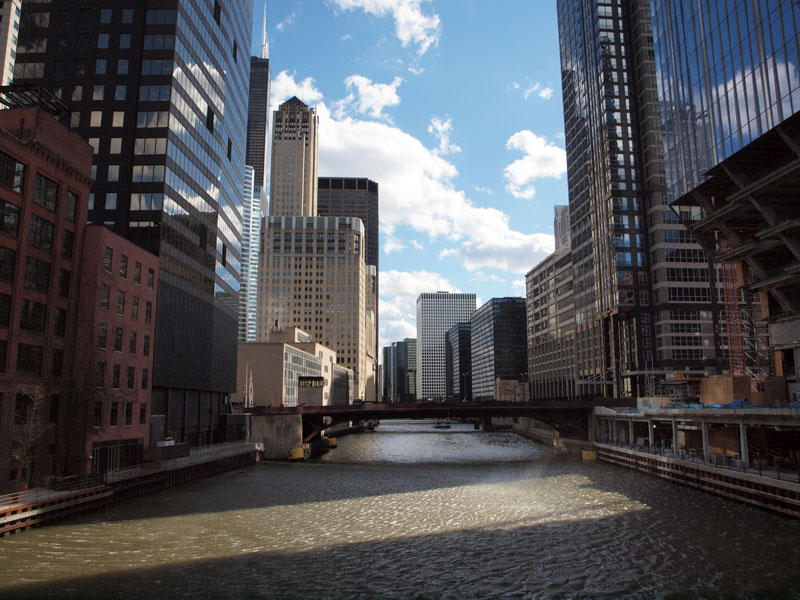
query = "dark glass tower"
(445, 322, 471, 401)
(470, 298, 527, 400)
(15, 1, 252, 444)
(317, 177, 379, 268)
(246, 5, 270, 193)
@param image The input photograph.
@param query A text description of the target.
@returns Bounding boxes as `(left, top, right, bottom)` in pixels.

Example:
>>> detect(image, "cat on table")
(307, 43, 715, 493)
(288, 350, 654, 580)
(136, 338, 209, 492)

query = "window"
(109, 138, 122, 154)
(114, 326, 123, 352)
(65, 191, 77, 222)
(53, 309, 66, 338)
(110, 401, 118, 425)
(51, 349, 63, 377)
(129, 331, 137, 353)
(103, 247, 112, 272)
(72, 85, 83, 101)
(112, 111, 124, 127)
(0, 293, 9, 327)
(206, 106, 214, 132)
(57, 269, 70, 298)
(17, 343, 43, 375)
(141, 368, 148, 390)
(132, 296, 139, 320)
(0, 150, 25, 194)
(145, 10, 177, 25)
(24, 257, 50, 293)
(117, 59, 128, 75)
(213, 0, 221, 24)
(143, 334, 150, 356)
(90, 111, 102, 127)
(33, 173, 58, 212)
(100, 283, 110, 310)
(95, 59, 107, 75)
(105, 193, 117, 209)
(126, 367, 135, 391)
(119, 254, 128, 279)
(100, 8, 112, 23)
(147, 268, 154, 289)
(28, 215, 54, 251)
(19, 300, 45, 333)
(125, 401, 133, 424)
(0, 248, 14, 283)
(106, 165, 119, 183)
(122, 9, 133, 23)
(116, 290, 125, 314)
(1, 199, 20, 237)
(112, 364, 120, 389)
(145, 301, 152, 323)
(120, 33, 131, 49)
(93, 401, 103, 426)
(96, 361, 105, 388)
(97, 32, 109, 48)
(139, 403, 147, 425)
(115, 85, 126, 101)
(134, 261, 141, 284)
(88, 137, 99, 154)
(98, 323, 107, 348)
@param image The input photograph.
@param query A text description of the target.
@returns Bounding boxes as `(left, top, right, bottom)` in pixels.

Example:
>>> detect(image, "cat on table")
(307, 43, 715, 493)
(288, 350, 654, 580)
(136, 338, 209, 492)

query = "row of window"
(0, 248, 70, 297)
(93, 401, 147, 429)
(96, 361, 149, 391)
(99, 285, 152, 322)
(0, 295, 68, 336)
(102, 246, 154, 287)
(97, 323, 150, 356)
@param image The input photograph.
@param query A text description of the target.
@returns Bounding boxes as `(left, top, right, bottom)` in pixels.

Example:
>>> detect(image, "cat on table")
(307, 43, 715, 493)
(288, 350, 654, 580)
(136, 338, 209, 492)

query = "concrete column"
(588, 409, 597, 443)
(611, 419, 618, 443)
(628, 420, 634, 445)
(739, 421, 749, 465)
(671, 419, 679, 457)
(648, 419, 654, 447)
(701, 420, 710, 463)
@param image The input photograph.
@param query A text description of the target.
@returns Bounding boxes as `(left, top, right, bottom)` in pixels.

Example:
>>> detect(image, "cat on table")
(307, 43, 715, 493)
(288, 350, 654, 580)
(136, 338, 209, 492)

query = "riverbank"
(1, 441, 257, 537)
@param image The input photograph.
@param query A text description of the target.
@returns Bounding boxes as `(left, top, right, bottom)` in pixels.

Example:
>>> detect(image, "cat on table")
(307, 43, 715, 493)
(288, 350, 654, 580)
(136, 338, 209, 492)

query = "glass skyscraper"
(470, 298, 527, 401)
(15, 0, 251, 444)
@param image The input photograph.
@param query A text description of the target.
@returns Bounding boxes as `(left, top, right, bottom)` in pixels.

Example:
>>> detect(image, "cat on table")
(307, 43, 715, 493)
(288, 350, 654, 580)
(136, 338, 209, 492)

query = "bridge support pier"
(251, 414, 303, 459)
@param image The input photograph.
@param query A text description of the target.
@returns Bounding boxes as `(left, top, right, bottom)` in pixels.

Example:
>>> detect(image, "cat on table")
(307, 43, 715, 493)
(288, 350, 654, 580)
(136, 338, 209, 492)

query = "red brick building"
(0, 103, 92, 492)
(76, 225, 158, 475)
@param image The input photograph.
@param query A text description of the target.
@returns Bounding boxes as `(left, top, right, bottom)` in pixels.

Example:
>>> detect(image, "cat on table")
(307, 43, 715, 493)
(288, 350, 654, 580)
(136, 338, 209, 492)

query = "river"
(1, 420, 798, 599)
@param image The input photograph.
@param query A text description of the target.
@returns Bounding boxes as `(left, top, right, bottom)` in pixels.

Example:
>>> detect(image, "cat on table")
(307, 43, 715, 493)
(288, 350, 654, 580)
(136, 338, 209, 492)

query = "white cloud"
(269, 70, 324, 114)
(503, 130, 567, 199)
(276, 10, 297, 31)
(379, 269, 457, 348)
(511, 80, 555, 101)
(473, 185, 493, 195)
(439, 230, 553, 274)
(335, 74, 403, 119)
(427, 116, 460, 155)
(383, 235, 405, 254)
(329, 0, 441, 56)
(511, 279, 525, 295)
(409, 240, 424, 250)
(341, 33, 352, 41)
(538, 86, 554, 100)
(408, 66, 425, 75)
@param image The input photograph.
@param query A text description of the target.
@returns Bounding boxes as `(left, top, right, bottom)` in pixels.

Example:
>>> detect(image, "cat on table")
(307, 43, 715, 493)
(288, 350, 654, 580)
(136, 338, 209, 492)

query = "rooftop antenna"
(261, 2, 269, 59)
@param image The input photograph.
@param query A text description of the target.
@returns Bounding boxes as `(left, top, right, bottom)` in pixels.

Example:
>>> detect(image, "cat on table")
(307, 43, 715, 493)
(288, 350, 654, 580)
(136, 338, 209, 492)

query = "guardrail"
(597, 438, 800, 484)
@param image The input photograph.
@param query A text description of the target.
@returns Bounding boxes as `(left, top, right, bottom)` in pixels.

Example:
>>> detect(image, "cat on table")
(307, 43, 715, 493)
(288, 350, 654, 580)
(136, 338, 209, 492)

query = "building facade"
(416, 292, 476, 400)
(445, 322, 471, 401)
(256, 216, 373, 400)
(0, 0, 20, 85)
(76, 225, 158, 476)
(0, 103, 92, 492)
(470, 298, 527, 400)
(652, 0, 800, 395)
(269, 97, 318, 217)
(245, 8, 271, 192)
(238, 165, 260, 342)
(15, 1, 252, 444)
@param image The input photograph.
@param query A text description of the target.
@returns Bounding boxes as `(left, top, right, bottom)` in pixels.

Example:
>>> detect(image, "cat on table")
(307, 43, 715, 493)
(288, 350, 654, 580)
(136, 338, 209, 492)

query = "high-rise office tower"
(269, 97, 318, 217)
(318, 176, 380, 397)
(246, 4, 271, 192)
(256, 216, 374, 400)
(239, 165, 261, 342)
(445, 323, 472, 401)
(15, 1, 252, 444)
(0, 0, 21, 85)
(470, 298, 527, 400)
(651, 0, 799, 392)
(416, 292, 476, 400)
(552, 0, 737, 399)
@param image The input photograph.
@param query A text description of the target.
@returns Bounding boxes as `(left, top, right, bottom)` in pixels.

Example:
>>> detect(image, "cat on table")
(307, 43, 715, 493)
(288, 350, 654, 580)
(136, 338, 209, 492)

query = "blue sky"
(249, 0, 568, 350)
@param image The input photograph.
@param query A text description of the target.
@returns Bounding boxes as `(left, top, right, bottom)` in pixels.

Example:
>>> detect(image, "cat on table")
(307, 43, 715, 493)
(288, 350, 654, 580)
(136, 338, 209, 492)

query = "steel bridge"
(249, 399, 635, 443)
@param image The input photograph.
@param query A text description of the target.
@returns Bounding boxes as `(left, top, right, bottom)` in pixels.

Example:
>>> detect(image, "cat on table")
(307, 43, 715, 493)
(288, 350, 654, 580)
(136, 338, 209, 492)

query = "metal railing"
(596, 438, 800, 484)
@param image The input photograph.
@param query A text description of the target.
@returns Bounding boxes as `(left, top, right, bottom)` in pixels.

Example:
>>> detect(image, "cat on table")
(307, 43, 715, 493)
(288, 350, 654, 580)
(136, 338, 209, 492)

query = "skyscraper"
(15, 1, 252, 444)
(246, 4, 271, 192)
(551, 0, 738, 400)
(416, 292, 476, 400)
(0, 0, 21, 85)
(269, 97, 318, 217)
(470, 298, 527, 400)
(445, 323, 471, 401)
(239, 165, 261, 342)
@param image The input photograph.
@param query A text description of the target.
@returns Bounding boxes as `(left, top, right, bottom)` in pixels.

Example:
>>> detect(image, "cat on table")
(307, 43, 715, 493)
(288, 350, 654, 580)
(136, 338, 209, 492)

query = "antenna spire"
(261, 2, 269, 59)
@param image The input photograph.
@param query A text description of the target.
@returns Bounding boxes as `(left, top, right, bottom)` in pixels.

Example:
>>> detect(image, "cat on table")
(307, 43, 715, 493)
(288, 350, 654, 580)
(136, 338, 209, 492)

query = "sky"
(249, 0, 569, 352)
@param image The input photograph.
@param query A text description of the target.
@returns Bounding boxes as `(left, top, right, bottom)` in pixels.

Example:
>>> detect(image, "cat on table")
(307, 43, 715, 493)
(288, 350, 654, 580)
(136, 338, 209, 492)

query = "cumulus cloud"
(427, 116, 461, 155)
(276, 10, 297, 31)
(510, 80, 555, 101)
(439, 229, 553, 274)
(378, 269, 458, 349)
(334, 74, 403, 119)
(473, 185, 493, 195)
(511, 279, 526, 295)
(329, 0, 441, 56)
(503, 130, 567, 199)
(383, 235, 405, 254)
(409, 239, 424, 250)
(269, 70, 324, 114)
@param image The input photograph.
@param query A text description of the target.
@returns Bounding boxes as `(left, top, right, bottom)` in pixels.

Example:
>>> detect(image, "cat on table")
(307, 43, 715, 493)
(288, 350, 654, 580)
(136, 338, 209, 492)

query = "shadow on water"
(2, 507, 799, 600)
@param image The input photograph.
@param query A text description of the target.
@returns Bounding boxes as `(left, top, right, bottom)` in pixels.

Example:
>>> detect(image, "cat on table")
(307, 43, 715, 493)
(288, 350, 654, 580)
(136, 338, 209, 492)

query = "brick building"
(0, 101, 92, 492)
(75, 225, 157, 475)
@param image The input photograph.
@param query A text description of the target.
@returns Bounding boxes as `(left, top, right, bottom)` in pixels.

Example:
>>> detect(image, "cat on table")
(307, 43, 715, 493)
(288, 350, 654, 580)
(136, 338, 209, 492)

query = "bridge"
(249, 399, 636, 443)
